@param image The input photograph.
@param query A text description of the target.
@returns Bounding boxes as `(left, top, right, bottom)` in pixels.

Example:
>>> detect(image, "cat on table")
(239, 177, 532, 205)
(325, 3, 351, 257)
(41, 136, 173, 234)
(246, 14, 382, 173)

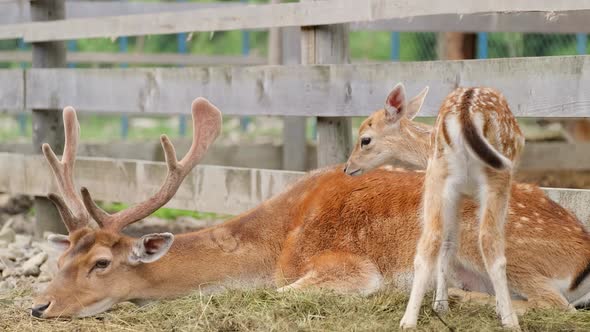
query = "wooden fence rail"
(1, 141, 588, 173)
(0, 51, 265, 66)
(2, 0, 590, 41)
(0, 152, 588, 223)
(2, 2, 590, 33)
(19, 55, 590, 117)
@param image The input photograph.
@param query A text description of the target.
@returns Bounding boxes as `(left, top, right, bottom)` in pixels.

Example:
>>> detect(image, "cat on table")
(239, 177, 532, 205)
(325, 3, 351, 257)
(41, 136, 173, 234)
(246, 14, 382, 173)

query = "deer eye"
(95, 259, 110, 270)
(361, 137, 372, 147)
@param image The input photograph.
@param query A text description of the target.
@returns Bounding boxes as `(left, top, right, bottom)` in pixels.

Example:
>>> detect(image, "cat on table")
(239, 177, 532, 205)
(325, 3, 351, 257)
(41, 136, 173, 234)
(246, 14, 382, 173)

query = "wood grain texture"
(0, 69, 24, 111)
(2, 0, 590, 42)
(353, 11, 590, 33)
(0, 51, 265, 66)
(0, 152, 587, 221)
(25, 56, 590, 117)
(1, 3, 590, 34)
(30, 0, 67, 237)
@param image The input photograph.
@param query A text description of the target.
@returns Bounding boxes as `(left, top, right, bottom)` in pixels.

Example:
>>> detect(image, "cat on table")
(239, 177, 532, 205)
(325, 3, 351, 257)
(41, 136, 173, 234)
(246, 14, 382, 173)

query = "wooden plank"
(301, 0, 351, 167)
(0, 51, 265, 66)
(545, 188, 590, 225)
(352, 11, 590, 33)
(520, 142, 590, 171)
(0, 153, 303, 216)
(2, 3, 590, 34)
(0, 69, 24, 110)
(3, 0, 590, 42)
(0, 140, 586, 172)
(0, 152, 588, 220)
(0, 2, 236, 25)
(30, 0, 67, 237)
(279, 24, 308, 171)
(24, 55, 590, 117)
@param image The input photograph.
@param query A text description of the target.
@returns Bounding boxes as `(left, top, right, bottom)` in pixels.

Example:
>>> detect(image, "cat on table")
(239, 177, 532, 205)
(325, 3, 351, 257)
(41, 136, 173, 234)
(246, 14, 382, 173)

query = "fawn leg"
(433, 180, 461, 313)
(400, 172, 445, 329)
(479, 172, 520, 329)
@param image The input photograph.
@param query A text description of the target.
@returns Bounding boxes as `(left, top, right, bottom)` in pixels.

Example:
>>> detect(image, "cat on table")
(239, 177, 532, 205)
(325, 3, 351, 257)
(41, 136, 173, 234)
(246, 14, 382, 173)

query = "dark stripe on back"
(571, 259, 590, 291)
(459, 88, 505, 169)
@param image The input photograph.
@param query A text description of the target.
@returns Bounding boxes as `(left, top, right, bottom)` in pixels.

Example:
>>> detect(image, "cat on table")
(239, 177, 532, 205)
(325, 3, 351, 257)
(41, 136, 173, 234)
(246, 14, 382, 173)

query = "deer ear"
(128, 233, 174, 264)
(47, 234, 71, 252)
(405, 86, 429, 120)
(384, 83, 406, 124)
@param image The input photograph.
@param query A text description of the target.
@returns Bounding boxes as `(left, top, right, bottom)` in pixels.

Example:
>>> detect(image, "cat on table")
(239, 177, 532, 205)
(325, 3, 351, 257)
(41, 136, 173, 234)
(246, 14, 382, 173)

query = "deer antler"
(42, 107, 91, 232)
(81, 97, 222, 232)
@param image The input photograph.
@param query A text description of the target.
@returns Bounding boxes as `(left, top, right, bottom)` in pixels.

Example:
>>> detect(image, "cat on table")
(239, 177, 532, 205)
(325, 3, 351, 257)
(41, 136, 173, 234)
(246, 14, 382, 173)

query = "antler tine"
(42, 107, 90, 232)
(81, 97, 222, 232)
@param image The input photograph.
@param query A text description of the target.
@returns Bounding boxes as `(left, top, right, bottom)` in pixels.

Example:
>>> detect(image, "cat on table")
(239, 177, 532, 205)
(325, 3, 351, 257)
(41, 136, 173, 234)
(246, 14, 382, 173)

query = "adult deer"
(32, 99, 590, 319)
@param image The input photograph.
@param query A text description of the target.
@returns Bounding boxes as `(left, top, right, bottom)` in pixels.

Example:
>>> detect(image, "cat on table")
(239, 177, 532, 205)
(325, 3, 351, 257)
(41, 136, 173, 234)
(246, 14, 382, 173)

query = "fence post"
(17, 39, 27, 136)
(119, 36, 130, 139)
(301, 0, 351, 167)
(30, 1, 68, 237)
(239, 0, 251, 133)
(271, 0, 306, 171)
(390, 32, 400, 61)
(177, 0, 188, 137)
(277, 26, 306, 171)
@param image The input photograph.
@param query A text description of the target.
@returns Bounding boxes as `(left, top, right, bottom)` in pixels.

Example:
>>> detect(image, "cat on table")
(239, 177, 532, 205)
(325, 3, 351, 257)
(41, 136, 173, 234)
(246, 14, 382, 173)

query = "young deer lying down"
(32, 99, 590, 319)
(347, 84, 526, 329)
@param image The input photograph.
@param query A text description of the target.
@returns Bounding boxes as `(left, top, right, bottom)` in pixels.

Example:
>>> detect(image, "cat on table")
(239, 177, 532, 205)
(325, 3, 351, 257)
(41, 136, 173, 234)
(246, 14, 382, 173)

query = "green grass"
(2, 287, 590, 332)
(101, 202, 224, 221)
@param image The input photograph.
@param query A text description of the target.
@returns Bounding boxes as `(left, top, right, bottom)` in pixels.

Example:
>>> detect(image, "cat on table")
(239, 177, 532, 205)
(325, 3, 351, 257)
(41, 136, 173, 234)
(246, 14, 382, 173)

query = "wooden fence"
(0, 0, 589, 232)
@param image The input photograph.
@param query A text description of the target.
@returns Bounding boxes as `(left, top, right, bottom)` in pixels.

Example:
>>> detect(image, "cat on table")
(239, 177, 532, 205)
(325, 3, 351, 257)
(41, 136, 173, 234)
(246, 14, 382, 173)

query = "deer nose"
(31, 302, 50, 318)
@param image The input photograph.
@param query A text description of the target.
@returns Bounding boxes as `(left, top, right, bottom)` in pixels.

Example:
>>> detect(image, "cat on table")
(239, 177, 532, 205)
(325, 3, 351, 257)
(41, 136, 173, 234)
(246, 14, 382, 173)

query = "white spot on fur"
(517, 203, 525, 209)
(536, 219, 545, 224)
(515, 223, 523, 229)
(520, 217, 529, 222)
(534, 212, 540, 217)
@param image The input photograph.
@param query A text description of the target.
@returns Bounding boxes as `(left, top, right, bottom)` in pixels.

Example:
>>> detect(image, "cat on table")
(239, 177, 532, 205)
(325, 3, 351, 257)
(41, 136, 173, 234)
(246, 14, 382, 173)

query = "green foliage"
(100, 201, 221, 221)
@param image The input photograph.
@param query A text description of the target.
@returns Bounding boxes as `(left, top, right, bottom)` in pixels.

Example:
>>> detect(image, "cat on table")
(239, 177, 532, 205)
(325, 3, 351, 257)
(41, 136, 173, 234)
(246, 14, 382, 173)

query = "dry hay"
(2, 286, 590, 332)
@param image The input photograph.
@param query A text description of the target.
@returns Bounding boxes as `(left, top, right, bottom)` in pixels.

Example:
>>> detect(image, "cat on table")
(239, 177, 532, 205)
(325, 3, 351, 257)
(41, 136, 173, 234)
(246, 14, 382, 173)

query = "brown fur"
(33, 166, 590, 317)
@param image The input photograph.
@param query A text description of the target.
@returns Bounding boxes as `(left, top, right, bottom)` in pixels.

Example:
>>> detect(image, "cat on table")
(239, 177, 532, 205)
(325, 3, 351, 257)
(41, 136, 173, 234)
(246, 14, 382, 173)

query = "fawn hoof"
(399, 315, 417, 330)
(501, 314, 520, 331)
(432, 299, 449, 313)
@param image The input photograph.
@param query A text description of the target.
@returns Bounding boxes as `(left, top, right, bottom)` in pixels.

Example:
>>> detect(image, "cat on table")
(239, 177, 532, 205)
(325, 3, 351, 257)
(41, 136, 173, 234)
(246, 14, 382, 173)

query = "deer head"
(344, 83, 431, 175)
(31, 98, 222, 318)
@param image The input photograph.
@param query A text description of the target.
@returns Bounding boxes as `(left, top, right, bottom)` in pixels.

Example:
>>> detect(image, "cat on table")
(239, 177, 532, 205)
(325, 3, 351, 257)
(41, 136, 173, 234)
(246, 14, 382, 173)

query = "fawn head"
(344, 83, 429, 175)
(31, 98, 222, 318)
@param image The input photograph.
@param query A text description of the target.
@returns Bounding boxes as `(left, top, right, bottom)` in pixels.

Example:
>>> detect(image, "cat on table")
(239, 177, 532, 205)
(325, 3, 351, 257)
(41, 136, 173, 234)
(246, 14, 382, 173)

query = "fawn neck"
(392, 118, 433, 168)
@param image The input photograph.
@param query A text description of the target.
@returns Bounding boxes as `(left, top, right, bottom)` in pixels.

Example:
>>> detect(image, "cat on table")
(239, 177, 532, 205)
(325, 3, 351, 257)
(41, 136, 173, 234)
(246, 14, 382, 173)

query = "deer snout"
(31, 301, 51, 318)
(344, 161, 362, 176)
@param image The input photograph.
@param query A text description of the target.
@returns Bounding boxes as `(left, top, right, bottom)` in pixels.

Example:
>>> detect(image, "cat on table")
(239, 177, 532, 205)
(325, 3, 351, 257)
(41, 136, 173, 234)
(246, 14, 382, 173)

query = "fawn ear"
(405, 86, 429, 120)
(128, 233, 174, 264)
(384, 83, 407, 124)
(47, 234, 71, 252)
